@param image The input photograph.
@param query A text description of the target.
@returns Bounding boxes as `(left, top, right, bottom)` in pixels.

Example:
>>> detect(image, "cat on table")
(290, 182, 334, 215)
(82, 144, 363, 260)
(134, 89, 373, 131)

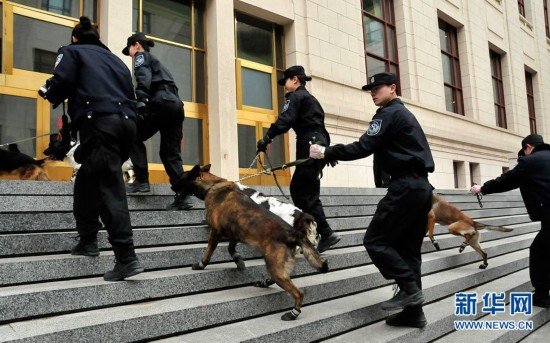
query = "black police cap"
(521, 134, 544, 149)
(122, 32, 155, 56)
(277, 65, 312, 86)
(362, 72, 397, 91)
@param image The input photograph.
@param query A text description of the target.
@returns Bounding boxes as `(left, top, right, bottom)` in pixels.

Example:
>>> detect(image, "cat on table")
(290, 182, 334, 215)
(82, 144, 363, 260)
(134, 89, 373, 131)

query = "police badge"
(54, 54, 64, 69)
(134, 54, 145, 68)
(367, 119, 382, 136)
(282, 99, 290, 112)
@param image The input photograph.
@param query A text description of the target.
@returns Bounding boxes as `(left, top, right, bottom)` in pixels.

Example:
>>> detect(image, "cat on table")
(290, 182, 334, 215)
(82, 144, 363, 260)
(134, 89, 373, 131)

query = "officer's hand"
(310, 144, 326, 159)
(256, 137, 271, 153)
(470, 184, 482, 195)
(137, 101, 149, 119)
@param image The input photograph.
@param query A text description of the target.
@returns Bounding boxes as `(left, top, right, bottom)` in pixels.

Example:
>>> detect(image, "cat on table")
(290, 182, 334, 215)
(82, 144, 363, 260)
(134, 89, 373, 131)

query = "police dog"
(427, 194, 513, 269)
(187, 164, 329, 321)
(0, 145, 50, 180)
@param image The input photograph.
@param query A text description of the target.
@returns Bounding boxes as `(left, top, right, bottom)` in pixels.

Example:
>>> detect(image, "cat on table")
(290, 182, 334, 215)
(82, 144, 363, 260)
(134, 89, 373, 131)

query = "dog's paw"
(479, 263, 488, 269)
(320, 260, 329, 273)
(192, 262, 205, 270)
(281, 308, 301, 321)
(232, 254, 246, 271)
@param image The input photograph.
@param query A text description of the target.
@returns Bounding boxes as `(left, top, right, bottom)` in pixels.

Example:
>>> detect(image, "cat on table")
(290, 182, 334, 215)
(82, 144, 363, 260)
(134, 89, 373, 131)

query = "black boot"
(104, 248, 144, 281)
(126, 181, 151, 194)
(71, 238, 99, 256)
(380, 282, 424, 311)
(317, 232, 341, 253)
(533, 290, 550, 308)
(166, 193, 193, 210)
(386, 305, 427, 328)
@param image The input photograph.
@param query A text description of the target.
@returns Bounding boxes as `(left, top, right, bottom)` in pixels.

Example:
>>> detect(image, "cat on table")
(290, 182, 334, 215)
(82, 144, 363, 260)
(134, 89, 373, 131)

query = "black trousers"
(73, 113, 137, 261)
(530, 214, 550, 292)
(363, 176, 433, 290)
(131, 90, 185, 191)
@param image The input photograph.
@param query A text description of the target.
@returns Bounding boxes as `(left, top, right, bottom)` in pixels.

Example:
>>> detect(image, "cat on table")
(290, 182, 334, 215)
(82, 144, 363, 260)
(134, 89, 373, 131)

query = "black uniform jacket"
(482, 144, 550, 221)
(133, 51, 178, 102)
(45, 42, 136, 127)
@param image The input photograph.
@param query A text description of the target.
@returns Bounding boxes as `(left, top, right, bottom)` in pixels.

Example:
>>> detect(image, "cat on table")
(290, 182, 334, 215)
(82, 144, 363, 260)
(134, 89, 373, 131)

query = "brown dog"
(0, 145, 50, 181)
(186, 164, 329, 321)
(427, 194, 513, 269)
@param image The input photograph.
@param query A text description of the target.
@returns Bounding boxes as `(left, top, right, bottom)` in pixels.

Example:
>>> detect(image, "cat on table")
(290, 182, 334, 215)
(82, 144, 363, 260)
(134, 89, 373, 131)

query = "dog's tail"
(300, 240, 329, 273)
(473, 221, 513, 232)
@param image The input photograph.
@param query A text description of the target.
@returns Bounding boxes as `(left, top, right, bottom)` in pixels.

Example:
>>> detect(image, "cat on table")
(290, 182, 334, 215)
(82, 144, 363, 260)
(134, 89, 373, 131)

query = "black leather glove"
(137, 99, 149, 119)
(256, 136, 272, 153)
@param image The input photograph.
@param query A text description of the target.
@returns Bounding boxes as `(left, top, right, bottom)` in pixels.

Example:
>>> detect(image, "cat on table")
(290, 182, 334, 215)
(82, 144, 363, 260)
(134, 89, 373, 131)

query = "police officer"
(471, 134, 550, 308)
(122, 32, 193, 211)
(256, 66, 341, 253)
(310, 72, 434, 328)
(39, 16, 143, 281)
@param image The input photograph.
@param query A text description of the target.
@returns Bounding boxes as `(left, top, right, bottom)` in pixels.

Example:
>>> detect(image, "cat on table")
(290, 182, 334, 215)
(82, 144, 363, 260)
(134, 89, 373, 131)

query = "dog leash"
(472, 183, 484, 208)
(0, 132, 54, 148)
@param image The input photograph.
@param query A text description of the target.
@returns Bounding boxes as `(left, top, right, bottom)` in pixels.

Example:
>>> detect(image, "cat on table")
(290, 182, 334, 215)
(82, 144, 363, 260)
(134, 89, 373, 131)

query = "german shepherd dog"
(186, 164, 329, 321)
(0, 145, 50, 180)
(427, 194, 513, 269)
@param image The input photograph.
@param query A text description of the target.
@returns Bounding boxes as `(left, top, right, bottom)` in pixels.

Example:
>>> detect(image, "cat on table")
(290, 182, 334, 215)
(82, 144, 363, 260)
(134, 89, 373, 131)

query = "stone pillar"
(205, 0, 239, 180)
(99, 0, 133, 69)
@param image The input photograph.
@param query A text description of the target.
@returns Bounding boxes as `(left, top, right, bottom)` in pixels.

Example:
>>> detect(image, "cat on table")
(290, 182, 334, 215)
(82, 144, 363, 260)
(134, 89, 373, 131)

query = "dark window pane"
(238, 124, 257, 168)
(387, 27, 396, 61)
(193, 0, 205, 48)
(492, 78, 500, 104)
(277, 70, 285, 113)
(12, 0, 79, 17)
(441, 54, 453, 84)
(275, 25, 284, 69)
(33, 48, 57, 74)
(195, 51, 206, 104)
(150, 41, 192, 101)
(13, 15, 72, 72)
(363, 15, 385, 57)
(439, 27, 451, 53)
(241, 67, 273, 109)
(182, 117, 203, 165)
(0, 95, 37, 157)
(142, 0, 192, 45)
(444, 86, 455, 113)
(262, 128, 285, 167)
(236, 13, 274, 66)
(133, 0, 139, 32)
(145, 132, 161, 163)
(362, 0, 383, 18)
(83, 0, 98, 22)
(366, 55, 386, 78)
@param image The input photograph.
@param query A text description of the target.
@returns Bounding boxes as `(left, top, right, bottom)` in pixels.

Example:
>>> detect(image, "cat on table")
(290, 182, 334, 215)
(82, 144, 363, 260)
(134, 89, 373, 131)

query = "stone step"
(522, 319, 550, 342)
(434, 299, 550, 342)
(171, 268, 534, 343)
(326, 269, 533, 343)
(0, 204, 528, 234)
(0, 246, 531, 342)
(0, 212, 531, 256)
(0, 222, 538, 285)
(0, 231, 536, 323)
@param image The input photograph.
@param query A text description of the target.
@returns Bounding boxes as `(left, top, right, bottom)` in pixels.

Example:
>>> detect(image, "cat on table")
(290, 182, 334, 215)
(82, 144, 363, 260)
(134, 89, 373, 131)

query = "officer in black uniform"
(471, 134, 550, 308)
(39, 16, 143, 281)
(256, 66, 341, 253)
(310, 72, 434, 328)
(122, 32, 192, 211)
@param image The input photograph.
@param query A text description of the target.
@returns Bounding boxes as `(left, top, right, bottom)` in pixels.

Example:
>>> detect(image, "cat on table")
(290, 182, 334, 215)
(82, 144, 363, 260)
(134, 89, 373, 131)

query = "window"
(0, 95, 37, 157)
(525, 71, 536, 134)
(544, 0, 550, 38)
(33, 49, 58, 74)
(10, 0, 97, 21)
(439, 20, 464, 115)
(453, 161, 464, 189)
(361, 0, 399, 87)
(518, 0, 526, 17)
(490, 51, 506, 128)
(469, 162, 480, 186)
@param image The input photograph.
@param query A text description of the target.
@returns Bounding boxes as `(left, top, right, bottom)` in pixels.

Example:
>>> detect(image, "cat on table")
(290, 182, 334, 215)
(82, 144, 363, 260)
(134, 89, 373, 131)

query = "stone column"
(99, 0, 133, 68)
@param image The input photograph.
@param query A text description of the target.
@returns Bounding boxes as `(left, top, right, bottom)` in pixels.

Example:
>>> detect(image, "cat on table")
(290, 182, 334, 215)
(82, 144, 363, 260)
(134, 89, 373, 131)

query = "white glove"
(309, 144, 326, 159)
(470, 184, 482, 194)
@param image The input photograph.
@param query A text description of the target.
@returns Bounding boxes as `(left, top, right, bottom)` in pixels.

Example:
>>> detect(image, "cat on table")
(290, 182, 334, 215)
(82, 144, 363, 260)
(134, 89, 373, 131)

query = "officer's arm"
(134, 52, 152, 102)
(324, 114, 394, 161)
(481, 158, 526, 194)
(266, 93, 300, 139)
(44, 48, 78, 106)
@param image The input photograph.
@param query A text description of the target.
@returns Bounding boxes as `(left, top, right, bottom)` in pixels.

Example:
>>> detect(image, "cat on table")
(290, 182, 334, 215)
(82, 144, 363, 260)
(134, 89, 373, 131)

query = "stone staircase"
(0, 180, 548, 342)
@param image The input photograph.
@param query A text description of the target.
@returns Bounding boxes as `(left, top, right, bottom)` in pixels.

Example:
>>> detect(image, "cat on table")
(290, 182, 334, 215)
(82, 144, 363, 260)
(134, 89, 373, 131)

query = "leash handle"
(472, 183, 483, 208)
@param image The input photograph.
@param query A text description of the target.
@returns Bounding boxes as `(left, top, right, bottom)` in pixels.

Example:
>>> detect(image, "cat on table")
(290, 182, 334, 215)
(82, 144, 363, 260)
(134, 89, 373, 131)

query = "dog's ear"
(188, 165, 201, 180)
(200, 164, 212, 172)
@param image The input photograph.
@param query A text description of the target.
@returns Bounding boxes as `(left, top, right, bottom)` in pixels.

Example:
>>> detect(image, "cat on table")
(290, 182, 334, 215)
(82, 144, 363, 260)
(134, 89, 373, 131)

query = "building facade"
(0, 0, 549, 189)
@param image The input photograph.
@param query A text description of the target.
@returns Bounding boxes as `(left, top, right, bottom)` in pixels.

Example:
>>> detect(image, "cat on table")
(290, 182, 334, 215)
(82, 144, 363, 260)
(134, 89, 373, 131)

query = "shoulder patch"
(54, 54, 63, 69)
(134, 54, 145, 68)
(282, 99, 290, 112)
(367, 119, 383, 136)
